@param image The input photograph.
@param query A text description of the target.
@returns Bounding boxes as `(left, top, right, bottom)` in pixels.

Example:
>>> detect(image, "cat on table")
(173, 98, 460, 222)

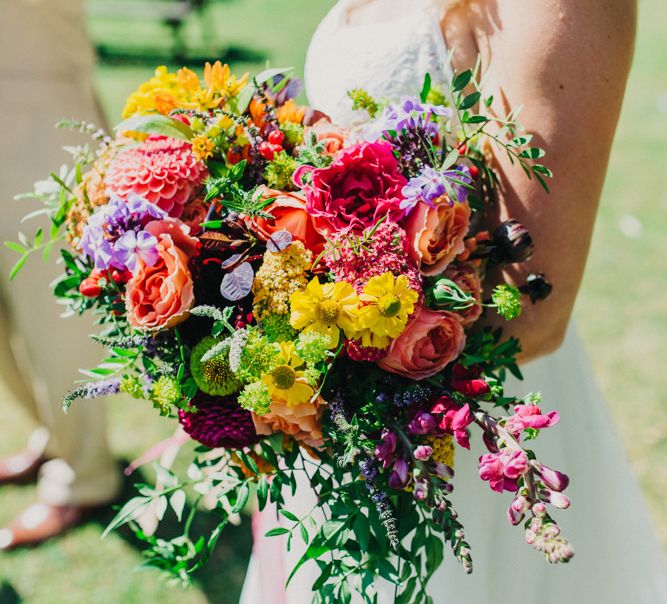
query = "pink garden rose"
(297, 141, 407, 235)
(403, 200, 471, 276)
(125, 218, 198, 331)
(378, 307, 466, 380)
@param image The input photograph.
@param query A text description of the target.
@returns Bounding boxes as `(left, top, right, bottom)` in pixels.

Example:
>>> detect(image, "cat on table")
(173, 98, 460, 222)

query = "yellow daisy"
(262, 342, 314, 406)
(357, 273, 419, 349)
(289, 277, 360, 348)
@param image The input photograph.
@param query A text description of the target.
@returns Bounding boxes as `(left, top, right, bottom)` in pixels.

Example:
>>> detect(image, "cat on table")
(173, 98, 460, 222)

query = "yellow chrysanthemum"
(122, 62, 249, 118)
(191, 134, 215, 161)
(290, 277, 360, 349)
(262, 342, 314, 406)
(122, 66, 185, 118)
(357, 273, 419, 349)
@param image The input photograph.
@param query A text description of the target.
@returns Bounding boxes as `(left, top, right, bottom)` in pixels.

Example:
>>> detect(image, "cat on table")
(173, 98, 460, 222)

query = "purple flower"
(364, 96, 451, 142)
(375, 430, 397, 469)
(113, 230, 159, 272)
(407, 411, 437, 435)
(79, 194, 166, 271)
(401, 164, 472, 213)
(388, 458, 410, 489)
(414, 445, 433, 461)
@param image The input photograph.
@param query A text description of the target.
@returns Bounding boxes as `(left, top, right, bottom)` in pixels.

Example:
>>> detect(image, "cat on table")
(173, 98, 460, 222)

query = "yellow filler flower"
(262, 342, 314, 406)
(290, 277, 360, 348)
(357, 272, 419, 349)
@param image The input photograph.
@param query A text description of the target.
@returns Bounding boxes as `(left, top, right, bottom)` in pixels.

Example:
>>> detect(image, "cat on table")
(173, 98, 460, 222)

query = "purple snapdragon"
(401, 164, 472, 213)
(79, 192, 167, 272)
(363, 96, 451, 142)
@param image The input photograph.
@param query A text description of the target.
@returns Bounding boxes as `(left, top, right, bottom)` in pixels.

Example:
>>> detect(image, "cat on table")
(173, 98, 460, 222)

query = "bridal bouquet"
(7, 61, 573, 602)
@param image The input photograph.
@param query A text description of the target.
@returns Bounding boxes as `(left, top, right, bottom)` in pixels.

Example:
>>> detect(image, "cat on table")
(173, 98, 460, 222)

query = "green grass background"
(0, 1, 665, 602)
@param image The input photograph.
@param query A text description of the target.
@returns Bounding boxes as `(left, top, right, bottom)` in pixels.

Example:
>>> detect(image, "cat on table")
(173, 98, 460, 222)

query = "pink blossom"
(505, 404, 560, 435)
(431, 396, 473, 449)
(375, 430, 397, 469)
(478, 449, 529, 493)
(414, 445, 433, 461)
(388, 458, 410, 489)
(451, 363, 490, 398)
(408, 411, 437, 435)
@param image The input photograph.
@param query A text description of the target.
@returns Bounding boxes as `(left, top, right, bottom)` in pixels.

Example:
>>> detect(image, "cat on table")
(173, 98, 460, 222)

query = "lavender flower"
(364, 96, 451, 141)
(62, 377, 121, 411)
(401, 164, 472, 212)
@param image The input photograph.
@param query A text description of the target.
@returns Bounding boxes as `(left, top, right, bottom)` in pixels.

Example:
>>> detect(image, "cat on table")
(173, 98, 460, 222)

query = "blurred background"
(0, 0, 664, 602)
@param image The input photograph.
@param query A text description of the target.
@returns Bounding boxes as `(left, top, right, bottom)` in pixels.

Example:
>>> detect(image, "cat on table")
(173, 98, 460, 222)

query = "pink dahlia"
(178, 393, 259, 449)
(106, 136, 207, 218)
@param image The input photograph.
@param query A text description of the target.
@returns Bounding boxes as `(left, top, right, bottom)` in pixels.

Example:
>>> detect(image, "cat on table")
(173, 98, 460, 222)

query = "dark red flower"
(451, 363, 490, 398)
(179, 393, 259, 449)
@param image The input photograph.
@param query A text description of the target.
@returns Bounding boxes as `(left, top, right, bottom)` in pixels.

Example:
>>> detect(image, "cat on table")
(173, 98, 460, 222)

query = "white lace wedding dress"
(240, 1, 667, 602)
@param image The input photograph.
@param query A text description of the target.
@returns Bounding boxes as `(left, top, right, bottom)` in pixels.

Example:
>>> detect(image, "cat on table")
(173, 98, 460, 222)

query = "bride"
(241, 0, 667, 602)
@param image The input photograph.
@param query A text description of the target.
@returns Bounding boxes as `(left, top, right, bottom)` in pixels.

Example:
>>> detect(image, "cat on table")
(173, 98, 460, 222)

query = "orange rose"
(403, 201, 471, 276)
(304, 118, 348, 155)
(442, 262, 483, 327)
(252, 396, 326, 449)
(125, 219, 198, 331)
(378, 307, 466, 380)
(251, 187, 327, 255)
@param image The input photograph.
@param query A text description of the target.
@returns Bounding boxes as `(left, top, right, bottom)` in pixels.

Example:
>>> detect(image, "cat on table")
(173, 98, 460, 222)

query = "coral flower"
(106, 136, 207, 218)
(357, 273, 419, 349)
(252, 396, 326, 448)
(290, 277, 360, 348)
(262, 342, 314, 406)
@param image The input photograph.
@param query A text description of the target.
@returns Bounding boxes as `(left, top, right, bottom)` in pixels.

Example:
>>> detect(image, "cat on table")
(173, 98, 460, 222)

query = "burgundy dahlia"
(179, 393, 259, 449)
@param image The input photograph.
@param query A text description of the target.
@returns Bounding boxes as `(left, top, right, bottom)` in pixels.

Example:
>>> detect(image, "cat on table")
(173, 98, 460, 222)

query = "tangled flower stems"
(63, 377, 121, 411)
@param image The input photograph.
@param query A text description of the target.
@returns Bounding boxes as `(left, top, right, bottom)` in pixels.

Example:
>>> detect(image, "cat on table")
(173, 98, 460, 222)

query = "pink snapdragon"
(408, 411, 437, 435)
(505, 404, 560, 435)
(478, 448, 529, 493)
(375, 430, 397, 469)
(431, 396, 473, 449)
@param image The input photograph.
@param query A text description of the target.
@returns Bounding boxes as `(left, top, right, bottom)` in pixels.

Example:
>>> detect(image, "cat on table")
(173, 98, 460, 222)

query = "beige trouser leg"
(0, 0, 121, 506)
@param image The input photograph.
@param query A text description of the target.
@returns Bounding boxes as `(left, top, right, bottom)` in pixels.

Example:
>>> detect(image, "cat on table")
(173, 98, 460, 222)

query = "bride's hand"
(441, 0, 636, 363)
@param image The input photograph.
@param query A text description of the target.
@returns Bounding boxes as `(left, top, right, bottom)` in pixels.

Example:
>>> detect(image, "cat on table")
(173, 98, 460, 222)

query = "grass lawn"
(0, 0, 665, 602)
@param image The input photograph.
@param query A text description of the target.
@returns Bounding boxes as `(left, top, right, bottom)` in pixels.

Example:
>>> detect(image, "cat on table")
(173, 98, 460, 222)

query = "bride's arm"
(442, 0, 636, 363)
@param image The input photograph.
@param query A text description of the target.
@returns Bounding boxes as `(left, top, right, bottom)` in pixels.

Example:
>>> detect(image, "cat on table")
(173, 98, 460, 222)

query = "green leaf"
(254, 67, 294, 86)
(459, 91, 481, 110)
(463, 114, 488, 124)
(4, 241, 26, 254)
(322, 519, 346, 542)
(420, 73, 432, 103)
(169, 491, 185, 522)
(115, 114, 194, 141)
(265, 527, 290, 537)
(353, 513, 371, 552)
(232, 482, 250, 514)
(8, 254, 28, 280)
(279, 509, 299, 522)
(441, 147, 461, 171)
(452, 70, 472, 92)
(519, 147, 546, 159)
(102, 496, 151, 538)
(257, 475, 269, 511)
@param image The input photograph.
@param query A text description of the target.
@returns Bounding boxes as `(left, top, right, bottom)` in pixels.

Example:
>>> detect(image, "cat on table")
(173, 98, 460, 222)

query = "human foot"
(0, 503, 84, 550)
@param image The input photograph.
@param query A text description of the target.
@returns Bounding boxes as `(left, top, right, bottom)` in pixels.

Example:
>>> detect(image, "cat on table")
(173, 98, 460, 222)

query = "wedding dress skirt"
(241, 1, 667, 601)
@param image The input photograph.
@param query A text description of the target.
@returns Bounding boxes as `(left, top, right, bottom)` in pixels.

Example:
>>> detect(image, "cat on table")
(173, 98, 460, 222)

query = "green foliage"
(491, 284, 523, 320)
(348, 88, 380, 118)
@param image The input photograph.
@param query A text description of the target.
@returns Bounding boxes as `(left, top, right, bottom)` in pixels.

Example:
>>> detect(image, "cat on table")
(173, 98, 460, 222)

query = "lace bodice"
(305, 0, 451, 126)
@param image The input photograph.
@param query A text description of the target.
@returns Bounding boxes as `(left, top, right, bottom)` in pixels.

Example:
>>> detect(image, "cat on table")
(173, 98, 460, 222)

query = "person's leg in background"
(0, 0, 121, 548)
